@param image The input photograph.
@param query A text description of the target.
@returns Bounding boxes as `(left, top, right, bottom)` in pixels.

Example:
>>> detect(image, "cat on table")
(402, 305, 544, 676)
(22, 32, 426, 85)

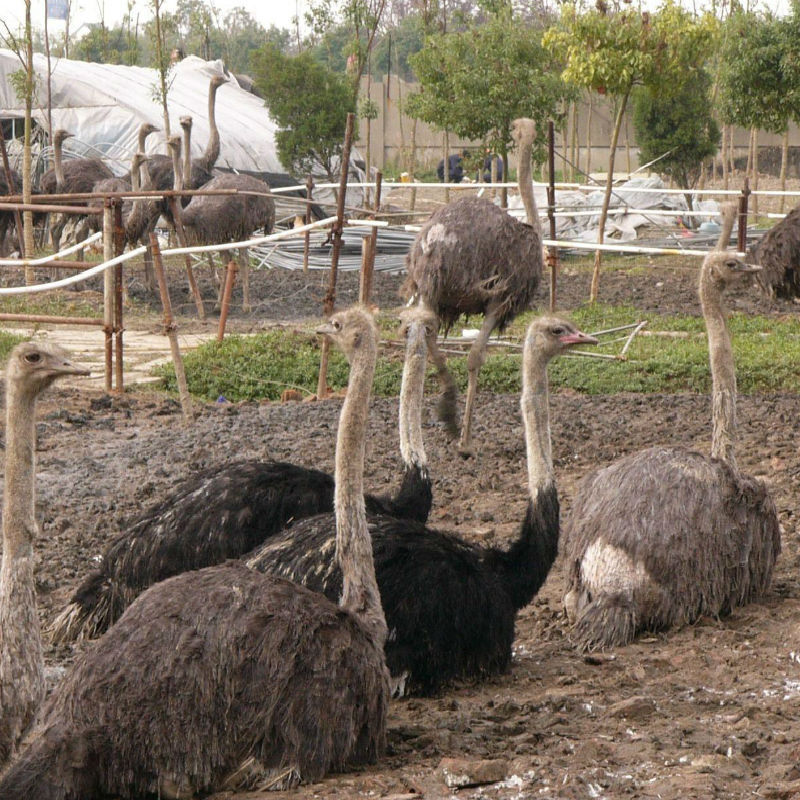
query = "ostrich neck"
(521, 349, 554, 494)
(516, 138, 539, 231)
(137, 127, 150, 153)
(130, 159, 141, 192)
(171, 149, 183, 192)
(398, 326, 428, 474)
(53, 137, 65, 190)
(202, 86, 220, 170)
(700, 271, 737, 468)
(0, 380, 44, 763)
(336, 341, 387, 647)
(182, 128, 192, 187)
(2, 383, 37, 559)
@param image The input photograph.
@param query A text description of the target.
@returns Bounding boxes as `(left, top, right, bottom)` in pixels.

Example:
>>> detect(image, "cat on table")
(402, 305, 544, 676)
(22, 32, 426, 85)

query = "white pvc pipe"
(0, 231, 103, 266)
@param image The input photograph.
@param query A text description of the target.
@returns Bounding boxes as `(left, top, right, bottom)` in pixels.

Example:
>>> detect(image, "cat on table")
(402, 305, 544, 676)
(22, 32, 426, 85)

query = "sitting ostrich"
(0, 343, 88, 767)
(50, 307, 436, 644)
(1, 307, 389, 798)
(747, 204, 800, 298)
(405, 117, 543, 455)
(247, 315, 597, 696)
(562, 205, 781, 651)
(40, 129, 114, 249)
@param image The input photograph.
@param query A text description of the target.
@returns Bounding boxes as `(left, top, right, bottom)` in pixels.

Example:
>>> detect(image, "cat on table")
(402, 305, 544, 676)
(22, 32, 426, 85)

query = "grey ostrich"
(0, 343, 88, 767)
(194, 74, 227, 173)
(405, 117, 542, 455)
(562, 206, 781, 651)
(40, 129, 114, 249)
(0, 166, 23, 255)
(180, 172, 276, 312)
(0, 306, 389, 798)
(86, 151, 148, 235)
(747, 204, 800, 299)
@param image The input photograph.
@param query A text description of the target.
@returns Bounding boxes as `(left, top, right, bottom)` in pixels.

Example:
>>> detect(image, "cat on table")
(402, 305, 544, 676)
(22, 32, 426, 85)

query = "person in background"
(437, 151, 466, 183)
(482, 150, 504, 183)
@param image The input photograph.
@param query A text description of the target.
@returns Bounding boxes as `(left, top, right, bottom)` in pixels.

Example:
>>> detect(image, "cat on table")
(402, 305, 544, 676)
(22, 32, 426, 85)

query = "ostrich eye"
(725, 259, 739, 269)
(332, 319, 342, 331)
(552, 326, 565, 336)
(24, 352, 41, 364)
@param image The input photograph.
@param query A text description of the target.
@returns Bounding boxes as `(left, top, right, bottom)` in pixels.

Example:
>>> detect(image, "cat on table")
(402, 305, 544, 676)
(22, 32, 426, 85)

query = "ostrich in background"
(0, 343, 88, 768)
(562, 205, 781, 652)
(179, 171, 276, 312)
(247, 316, 597, 696)
(1, 307, 389, 799)
(51, 307, 435, 644)
(40, 129, 114, 249)
(746, 204, 800, 299)
(0, 166, 23, 255)
(404, 117, 543, 455)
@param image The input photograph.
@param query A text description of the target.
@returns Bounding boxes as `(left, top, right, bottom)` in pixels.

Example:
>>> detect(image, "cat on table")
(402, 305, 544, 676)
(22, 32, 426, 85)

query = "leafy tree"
(632, 67, 720, 209)
(406, 5, 570, 170)
(251, 43, 352, 180)
(370, 13, 425, 79)
(544, 0, 715, 302)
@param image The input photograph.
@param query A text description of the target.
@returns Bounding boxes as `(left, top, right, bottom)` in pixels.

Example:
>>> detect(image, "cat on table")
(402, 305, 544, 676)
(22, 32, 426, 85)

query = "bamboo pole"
(113, 201, 125, 393)
(317, 112, 355, 400)
(359, 170, 382, 304)
(103, 202, 114, 393)
(150, 233, 193, 422)
(217, 260, 237, 342)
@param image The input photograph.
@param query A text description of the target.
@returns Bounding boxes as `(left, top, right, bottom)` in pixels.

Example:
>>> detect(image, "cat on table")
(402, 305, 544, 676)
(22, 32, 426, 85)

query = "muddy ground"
(6, 253, 800, 800)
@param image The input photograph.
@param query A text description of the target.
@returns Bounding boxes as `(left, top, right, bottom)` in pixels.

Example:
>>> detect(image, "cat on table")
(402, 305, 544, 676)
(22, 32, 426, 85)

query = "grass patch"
(0, 330, 29, 361)
(153, 307, 800, 401)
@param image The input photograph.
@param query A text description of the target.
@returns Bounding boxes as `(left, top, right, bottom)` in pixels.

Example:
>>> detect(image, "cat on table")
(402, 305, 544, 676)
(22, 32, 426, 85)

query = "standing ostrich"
(180, 172, 276, 312)
(51, 307, 435, 644)
(0, 166, 23, 254)
(40, 129, 114, 249)
(746, 204, 800, 299)
(0, 343, 88, 767)
(562, 206, 781, 651)
(194, 74, 227, 173)
(86, 152, 148, 235)
(405, 117, 543, 455)
(247, 315, 597, 696)
(1, 307, 389, 798)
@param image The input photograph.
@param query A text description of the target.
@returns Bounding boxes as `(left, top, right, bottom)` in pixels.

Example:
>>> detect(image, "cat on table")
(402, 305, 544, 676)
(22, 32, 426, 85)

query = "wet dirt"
(5, 256, 800, 800)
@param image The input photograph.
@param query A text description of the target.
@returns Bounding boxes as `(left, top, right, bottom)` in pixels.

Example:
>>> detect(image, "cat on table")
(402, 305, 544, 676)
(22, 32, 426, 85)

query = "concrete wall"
(355, 74, 800, 178)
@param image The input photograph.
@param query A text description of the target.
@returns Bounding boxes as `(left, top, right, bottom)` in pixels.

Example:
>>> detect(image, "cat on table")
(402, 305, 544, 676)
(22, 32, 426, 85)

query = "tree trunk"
(751, 127, 759, 217)
(590, 89, 630, 304)
(23, 0, 34, 272)
(443, 130, 450, 204)
(586, 94, 593, 178)
(570, 101, 578, 182)
(722, 123, 729, 190)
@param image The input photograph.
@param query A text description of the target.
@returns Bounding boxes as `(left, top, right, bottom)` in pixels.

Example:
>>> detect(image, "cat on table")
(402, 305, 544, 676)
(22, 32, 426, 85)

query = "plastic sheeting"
(0, 51, 283, 175)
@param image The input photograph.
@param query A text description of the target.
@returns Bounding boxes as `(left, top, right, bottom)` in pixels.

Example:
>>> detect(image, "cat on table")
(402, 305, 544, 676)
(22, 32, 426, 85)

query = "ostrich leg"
(427, 323, 458, 439)
(459, 308, 500, 456)
(240, 246, 251, 313)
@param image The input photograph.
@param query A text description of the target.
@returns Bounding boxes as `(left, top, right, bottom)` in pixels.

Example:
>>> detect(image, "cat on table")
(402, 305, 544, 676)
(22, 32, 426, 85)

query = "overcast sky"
(5, 0, 306, 37)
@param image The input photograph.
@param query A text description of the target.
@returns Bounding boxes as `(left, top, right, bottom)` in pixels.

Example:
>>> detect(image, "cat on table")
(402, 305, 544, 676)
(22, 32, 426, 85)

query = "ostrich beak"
(316, 321, 336, 338)
(560, 330, 598, 346)
(739, 262, 763, 273)
(52, 357, 91, 377)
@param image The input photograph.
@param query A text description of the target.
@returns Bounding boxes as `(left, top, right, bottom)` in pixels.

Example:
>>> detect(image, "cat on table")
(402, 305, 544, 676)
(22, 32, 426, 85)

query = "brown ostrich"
(0, 306, 389, 798)
(562, 205, 781, 651)
(0, 167, 23, 255)
(747, 204, 800, 298)
(404, 117, 542, 455)
(0, 343, 88, 768)
(86, 151, 148, 235)
(180, 172, 276, 312)
(40, 129, 114, 249)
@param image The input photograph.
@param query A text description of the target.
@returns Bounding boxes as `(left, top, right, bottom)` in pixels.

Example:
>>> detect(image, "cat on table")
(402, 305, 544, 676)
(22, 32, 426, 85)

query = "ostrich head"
(140, 123, 159, 140)
(525, 316, 598, 359)
(510, 118, 536, 148)
(703, 252, 762, 291)
(179, 116, 193, 132)
(166, 135, 182, 157)
(6, 342, 89, 397)
(317, 306, 377, 364)
(399, 305, 437, 346)
(53, 129, 74, 146)
(210, 75, 227, 91)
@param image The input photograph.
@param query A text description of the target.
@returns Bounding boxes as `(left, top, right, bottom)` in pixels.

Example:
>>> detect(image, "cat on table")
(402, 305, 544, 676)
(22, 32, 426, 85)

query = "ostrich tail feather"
(49, 573, 119, 644)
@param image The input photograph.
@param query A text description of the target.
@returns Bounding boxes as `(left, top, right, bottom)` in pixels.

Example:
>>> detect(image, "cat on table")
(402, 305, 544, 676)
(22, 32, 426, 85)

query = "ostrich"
(561, 206, 781, 652)
(0, 343, 88, 767)
(0, 306, 389, 798)
(746, 204, 800, 299)
(0, 166, 23, 254)
(194, 74, 227, 173)
(86, 152, 149, 235)
(405, 117, 543, 455)
(50, 307, 435, 644)
(180, 171, 276, 312)
(246, 315, 597, 696)
(40, 129, 114, 249)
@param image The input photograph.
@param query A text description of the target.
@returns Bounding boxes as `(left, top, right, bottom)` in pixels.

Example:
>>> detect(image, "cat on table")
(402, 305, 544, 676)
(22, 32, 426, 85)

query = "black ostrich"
(50, 308, 435, 644)
(404, 117, 543, 455)
(562, 206, 782, 651)
(0, 306, 389, 798)
(246, 315, 597, 696)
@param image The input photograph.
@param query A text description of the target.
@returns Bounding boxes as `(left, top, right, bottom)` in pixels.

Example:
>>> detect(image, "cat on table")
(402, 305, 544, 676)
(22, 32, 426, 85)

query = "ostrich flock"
(0, 105, 794, 797)
(2, 75, 276, 312)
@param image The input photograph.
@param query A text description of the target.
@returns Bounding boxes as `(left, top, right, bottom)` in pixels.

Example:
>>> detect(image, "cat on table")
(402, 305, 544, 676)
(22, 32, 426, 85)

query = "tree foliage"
(251, 43, 352, 180)
(718, 8, 800, 133)
(406, 7, 570, 159)
(632, 68, 720, 193)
